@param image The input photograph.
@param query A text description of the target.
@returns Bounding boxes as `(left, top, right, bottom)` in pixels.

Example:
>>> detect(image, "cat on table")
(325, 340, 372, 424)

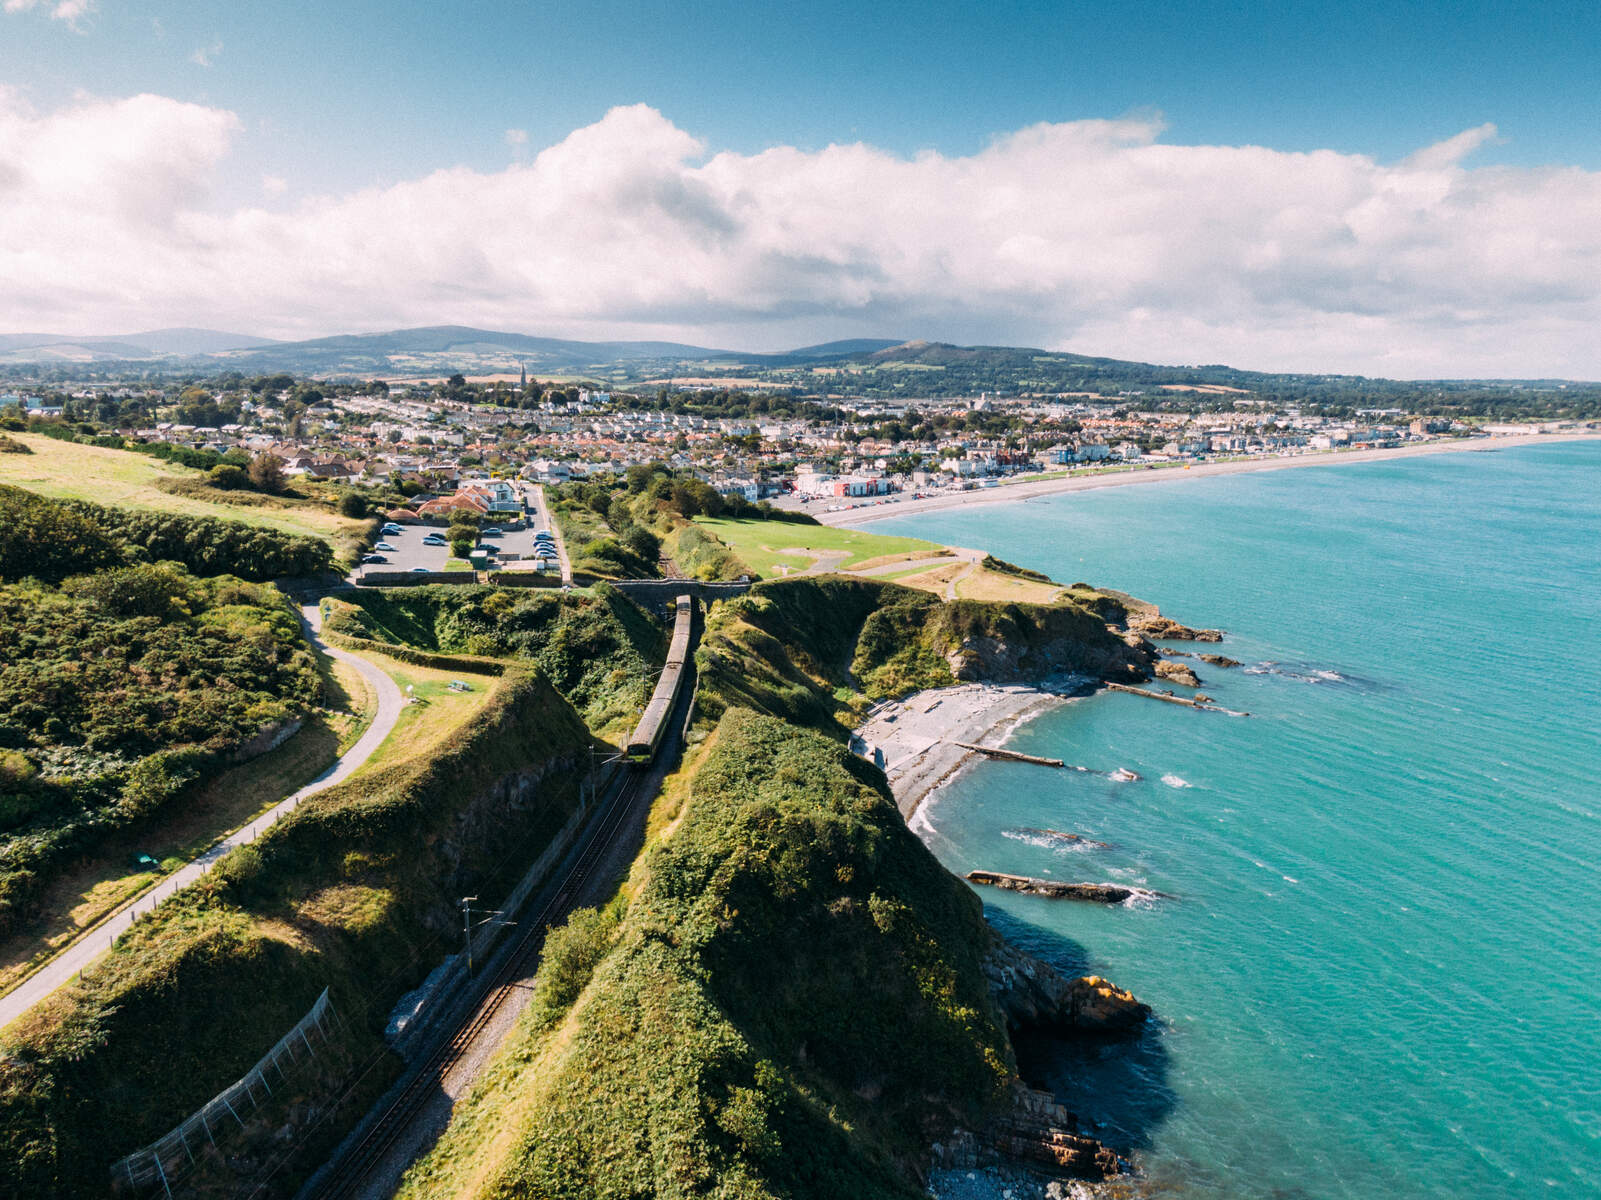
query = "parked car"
(409, 566, 430, 573)
(374, 541, 396, 552)
(381, 523, 404, 534)
(533, 529, 552, 540)
(362, 554, 387, 564)
(422, 534, 447, 546)
(482, 526, 503, 536)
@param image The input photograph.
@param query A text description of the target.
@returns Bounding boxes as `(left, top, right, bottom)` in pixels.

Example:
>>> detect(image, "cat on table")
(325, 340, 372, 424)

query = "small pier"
(952, 741, 1065, 767)
(1107, 682, 1249, 716)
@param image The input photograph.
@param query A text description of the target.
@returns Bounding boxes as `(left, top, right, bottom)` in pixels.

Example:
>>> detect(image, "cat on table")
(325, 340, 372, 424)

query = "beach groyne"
(966, 869, 1164, 904)
(951, 741, 1064, 767)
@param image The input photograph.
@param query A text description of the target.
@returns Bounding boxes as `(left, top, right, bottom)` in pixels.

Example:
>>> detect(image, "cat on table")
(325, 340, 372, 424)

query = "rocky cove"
(847, 597, 1224, 1196)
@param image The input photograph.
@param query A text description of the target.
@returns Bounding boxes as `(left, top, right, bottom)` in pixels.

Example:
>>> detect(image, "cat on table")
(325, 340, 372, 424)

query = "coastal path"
(299, 609, 701, 1200)
(0, 606, 405, 1033)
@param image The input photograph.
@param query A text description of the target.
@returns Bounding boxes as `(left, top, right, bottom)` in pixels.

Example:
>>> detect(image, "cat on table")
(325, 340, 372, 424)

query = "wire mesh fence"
(110, 988, 337, 1198)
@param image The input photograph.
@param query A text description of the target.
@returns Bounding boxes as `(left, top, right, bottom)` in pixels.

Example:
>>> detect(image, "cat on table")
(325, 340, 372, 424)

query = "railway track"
(302, 611, 699, 1200)
(307, 769, 647, 1199)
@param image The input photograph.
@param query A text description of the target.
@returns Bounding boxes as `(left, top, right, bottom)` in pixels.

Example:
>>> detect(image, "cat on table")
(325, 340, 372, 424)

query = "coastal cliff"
(694, 575, 1162, 735)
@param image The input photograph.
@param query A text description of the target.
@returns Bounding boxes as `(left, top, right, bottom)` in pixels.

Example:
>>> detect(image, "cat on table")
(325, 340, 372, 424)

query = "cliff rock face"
(983, 935, 1152, 1034)
(941, 610, 1158, 687)
(934, 1084, 1123, 1181)
(1127, 611, 1224, 642)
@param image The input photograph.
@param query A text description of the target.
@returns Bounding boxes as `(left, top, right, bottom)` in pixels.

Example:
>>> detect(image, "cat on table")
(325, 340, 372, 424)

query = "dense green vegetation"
(326, 584, 662, 731)
(548, 464, 817, 579)
(402, 708, 1011, 1200)
(0, 483, 332, 583)
(696, 576, 1142, 733)
(0, 669, 591, 1198)
(0, 567, 318, 938)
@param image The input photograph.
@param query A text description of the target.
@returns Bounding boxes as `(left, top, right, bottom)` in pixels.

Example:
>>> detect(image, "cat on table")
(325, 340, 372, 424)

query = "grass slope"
(399, 707, 1011, 1200)
(694, 517, 940, 579)
(0, 669, 591, 1197)
(0, 433, 369, 562)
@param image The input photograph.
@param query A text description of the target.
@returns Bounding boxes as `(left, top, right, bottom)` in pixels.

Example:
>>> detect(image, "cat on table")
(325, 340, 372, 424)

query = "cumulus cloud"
(4, 0, 94, 28)
(3, 95, 1601, 377)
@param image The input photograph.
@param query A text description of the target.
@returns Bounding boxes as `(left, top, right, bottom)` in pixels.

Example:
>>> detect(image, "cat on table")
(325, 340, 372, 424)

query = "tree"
(450, 537, 473, 559)
(622, 525, 660, 562)
(338, 492, 368, 518)
(248, 453, 285, 494)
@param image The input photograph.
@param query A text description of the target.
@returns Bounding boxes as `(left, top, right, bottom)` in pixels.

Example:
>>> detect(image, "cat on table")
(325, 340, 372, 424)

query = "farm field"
(0, 433, 369, 559)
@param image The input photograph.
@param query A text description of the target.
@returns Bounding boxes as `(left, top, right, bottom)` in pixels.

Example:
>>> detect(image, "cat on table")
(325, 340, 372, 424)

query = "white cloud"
(262, 174, 288, 196)
(4, 0, 95, 28)
(3, 96, 1601, 377)
(504, 128, 528, 147)
(190, 38, 223, 68)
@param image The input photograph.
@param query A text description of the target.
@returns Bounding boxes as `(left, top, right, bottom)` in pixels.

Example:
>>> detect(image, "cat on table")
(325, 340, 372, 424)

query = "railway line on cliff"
(287, 597, 699, 1200)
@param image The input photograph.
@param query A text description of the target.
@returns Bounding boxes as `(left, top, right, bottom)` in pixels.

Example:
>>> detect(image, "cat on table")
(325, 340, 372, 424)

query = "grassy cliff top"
(0, 433, 369, 562)
(398, 706, 1012, 1200)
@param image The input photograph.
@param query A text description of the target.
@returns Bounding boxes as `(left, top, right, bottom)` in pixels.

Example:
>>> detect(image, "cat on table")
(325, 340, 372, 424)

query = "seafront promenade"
(819, 430, 1601, 527)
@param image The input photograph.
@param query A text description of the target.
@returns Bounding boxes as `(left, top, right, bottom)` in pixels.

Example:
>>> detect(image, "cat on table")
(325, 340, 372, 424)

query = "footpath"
(0, 605, 404, 1032)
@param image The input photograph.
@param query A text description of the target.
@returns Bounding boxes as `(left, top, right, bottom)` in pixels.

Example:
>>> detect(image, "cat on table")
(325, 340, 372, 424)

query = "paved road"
(519, 482, 572, 584)
(0, 607, 405, 1032)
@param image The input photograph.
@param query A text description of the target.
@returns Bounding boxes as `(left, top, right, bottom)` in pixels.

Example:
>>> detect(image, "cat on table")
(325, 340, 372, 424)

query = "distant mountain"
(762, 338, 905, 360)
(0, 328, 275, 362)
(117, 328, 280, 355)
(210, 325, 736, 375)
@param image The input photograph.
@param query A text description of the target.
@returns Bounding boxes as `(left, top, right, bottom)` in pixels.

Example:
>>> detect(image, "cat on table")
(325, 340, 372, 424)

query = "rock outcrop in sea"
(982, 935, 1153, 1036)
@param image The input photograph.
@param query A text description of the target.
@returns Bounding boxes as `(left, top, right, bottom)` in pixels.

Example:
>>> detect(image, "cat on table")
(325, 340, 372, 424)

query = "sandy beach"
(853, 683, 1073, 819)
(820, 430, 1601, 528)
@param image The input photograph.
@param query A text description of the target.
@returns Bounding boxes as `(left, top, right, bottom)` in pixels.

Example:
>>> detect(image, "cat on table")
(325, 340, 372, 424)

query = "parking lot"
(356, 517, 561, 578)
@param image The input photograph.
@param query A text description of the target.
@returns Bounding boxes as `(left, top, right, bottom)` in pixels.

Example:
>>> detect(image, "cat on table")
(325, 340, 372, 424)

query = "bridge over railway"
(294, 594, 698, 1200)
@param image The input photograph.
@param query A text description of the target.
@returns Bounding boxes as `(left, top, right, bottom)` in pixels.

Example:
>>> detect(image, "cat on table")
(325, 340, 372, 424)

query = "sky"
(4, 0, 1601, 377)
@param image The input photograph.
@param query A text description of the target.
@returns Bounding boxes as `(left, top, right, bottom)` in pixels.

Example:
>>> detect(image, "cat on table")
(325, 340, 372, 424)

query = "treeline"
(70, 498, 330, 579)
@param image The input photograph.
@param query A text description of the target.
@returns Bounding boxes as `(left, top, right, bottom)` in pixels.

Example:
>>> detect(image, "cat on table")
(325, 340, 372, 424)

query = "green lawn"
(693, 516, 942, 579)
(0, 433, 369, 558)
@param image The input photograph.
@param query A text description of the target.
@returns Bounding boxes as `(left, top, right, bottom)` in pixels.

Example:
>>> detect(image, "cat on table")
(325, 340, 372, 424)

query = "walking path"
(0, 606, 404, 1031)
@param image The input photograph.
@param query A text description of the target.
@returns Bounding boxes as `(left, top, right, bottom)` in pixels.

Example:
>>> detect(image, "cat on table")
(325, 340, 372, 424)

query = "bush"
(206, 464, 250, 490)
(0, 434, 31, 454)
(338, 491, 368, 518)
(0, 484, 125, 585)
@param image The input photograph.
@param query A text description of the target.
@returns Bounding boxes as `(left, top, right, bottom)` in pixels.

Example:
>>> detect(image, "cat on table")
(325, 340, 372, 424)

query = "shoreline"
(820, 430, 1601, 527)
(853, 683, 1075, 820)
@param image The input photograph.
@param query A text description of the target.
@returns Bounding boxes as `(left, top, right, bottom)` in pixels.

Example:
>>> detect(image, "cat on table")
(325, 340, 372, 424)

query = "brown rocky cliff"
(982, 934, 1152, 1035)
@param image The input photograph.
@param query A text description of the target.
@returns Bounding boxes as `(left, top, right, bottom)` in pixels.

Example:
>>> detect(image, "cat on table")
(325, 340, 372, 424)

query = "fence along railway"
(296, 593, 698, 1200)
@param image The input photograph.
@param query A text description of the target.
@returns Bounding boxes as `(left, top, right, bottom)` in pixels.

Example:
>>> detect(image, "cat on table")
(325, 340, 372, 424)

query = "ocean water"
(873, 442, 1601, 1200)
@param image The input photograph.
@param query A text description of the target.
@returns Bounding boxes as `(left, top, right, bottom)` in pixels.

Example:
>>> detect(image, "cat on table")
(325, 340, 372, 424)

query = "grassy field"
(352, 652, 500, 775)
(0, 433, 369, 560)
(694, 516, 941, 578)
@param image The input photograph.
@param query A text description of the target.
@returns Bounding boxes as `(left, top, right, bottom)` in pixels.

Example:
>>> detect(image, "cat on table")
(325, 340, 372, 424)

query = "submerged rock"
(1199, 653, 1242, 668)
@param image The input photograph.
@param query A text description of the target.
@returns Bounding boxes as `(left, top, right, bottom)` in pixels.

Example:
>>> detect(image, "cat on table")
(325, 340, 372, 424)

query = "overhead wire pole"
(459, 896, 512, 977)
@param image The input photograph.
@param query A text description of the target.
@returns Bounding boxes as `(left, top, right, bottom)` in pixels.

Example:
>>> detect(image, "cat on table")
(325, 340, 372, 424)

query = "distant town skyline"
(5, 1, 1601, 377)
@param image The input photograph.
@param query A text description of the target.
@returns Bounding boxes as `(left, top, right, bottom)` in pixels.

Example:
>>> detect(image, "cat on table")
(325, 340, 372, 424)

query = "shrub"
(338, 491, 368, 518)
(206, 464, 250, 491)
(0, 434, 31, 454)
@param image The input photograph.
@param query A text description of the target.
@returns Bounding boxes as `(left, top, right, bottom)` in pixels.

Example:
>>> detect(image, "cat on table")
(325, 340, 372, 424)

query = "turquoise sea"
(873, 441, 1601, 1200)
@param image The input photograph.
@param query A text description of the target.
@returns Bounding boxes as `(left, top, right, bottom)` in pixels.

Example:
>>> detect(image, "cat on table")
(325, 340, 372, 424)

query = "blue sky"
(4, 0, 1601, 375)
(10, 0, 1600, 193)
